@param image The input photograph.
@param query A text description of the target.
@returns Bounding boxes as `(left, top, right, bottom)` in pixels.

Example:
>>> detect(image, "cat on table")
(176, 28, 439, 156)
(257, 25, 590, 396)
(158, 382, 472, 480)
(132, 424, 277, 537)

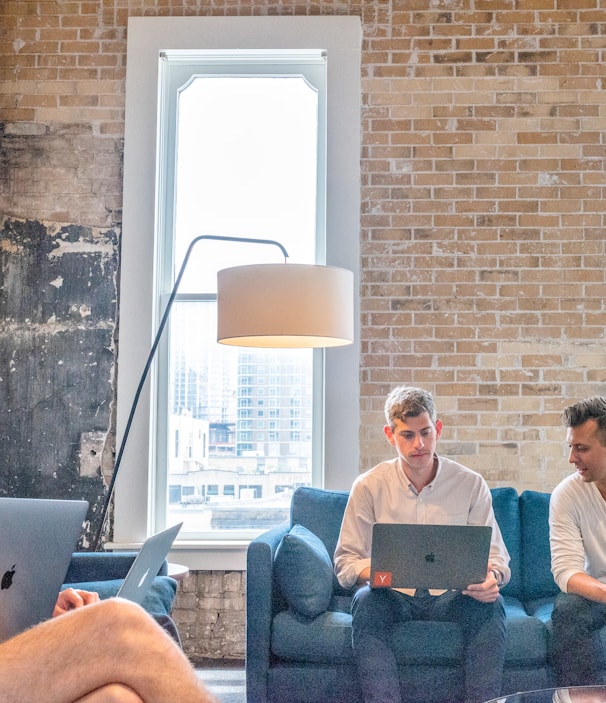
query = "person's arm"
(462, 566, 501, 603)
(467, 479, 511, 589)
(566, 571, 606, 603)
(549, 483, 594, 595)
(334, 481, 375, 589)
(550, 485, 606, 601)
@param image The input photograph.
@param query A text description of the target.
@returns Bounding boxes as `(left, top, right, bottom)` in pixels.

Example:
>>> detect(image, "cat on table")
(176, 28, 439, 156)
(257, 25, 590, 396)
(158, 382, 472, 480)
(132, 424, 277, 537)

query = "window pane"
(167, 301, 312, 532)
(174, 75, 319, 291)
(163, 70, 320, 535)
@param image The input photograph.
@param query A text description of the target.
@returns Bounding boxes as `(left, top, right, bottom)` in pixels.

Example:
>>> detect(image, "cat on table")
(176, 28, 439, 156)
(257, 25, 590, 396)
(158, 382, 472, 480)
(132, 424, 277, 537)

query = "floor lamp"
(92, 235, 354, 550)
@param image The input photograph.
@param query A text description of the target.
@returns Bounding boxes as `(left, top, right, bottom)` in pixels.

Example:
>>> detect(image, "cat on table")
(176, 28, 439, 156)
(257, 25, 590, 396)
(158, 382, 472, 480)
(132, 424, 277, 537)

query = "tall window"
(155, 53, 325, 538)
(118, 17, 360, 567)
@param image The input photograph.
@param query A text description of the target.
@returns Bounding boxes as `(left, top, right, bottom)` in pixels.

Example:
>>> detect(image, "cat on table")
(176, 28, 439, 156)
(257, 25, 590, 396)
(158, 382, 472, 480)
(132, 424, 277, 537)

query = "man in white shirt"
(334, 386, 510, 703)
(549, 396, 606, 686)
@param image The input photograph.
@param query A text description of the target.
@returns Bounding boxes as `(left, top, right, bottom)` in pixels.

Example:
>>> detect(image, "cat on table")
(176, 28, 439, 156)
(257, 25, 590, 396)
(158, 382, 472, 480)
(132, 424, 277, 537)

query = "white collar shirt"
(333, 455, 511, 593)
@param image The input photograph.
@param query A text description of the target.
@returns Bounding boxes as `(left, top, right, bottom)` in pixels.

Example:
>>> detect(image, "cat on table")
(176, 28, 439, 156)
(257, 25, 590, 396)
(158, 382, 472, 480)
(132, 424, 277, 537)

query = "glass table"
(487, 687, 606, 703)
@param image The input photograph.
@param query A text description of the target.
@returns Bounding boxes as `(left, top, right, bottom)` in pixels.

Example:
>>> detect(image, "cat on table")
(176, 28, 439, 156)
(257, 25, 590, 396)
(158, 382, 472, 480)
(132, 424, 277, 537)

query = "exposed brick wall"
(357, 2, 606, 493)
(1, 0, 605, 660)
(173, 570, 246, 664)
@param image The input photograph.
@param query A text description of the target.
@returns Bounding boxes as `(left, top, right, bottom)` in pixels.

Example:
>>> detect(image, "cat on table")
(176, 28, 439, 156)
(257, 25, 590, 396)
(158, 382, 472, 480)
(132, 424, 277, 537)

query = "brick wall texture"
(2, 0, 606, 661)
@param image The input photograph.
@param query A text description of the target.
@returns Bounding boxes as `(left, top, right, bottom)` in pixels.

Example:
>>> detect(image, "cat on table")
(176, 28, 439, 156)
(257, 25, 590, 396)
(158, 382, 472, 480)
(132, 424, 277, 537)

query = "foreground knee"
(96, 596, 145, 617)
(78, 684, 144, 703)
(91, 598, 156, 636)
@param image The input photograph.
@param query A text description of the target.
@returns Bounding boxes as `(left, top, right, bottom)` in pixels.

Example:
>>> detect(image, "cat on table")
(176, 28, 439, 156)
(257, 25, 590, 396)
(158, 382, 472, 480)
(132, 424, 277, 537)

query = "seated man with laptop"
(334, 386, 511, 703)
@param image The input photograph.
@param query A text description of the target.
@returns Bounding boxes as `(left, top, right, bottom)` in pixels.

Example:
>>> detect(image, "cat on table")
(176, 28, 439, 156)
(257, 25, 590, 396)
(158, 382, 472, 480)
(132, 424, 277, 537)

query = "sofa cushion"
(272, 609, 353, 663)
(290, 487, 349, 559)
(62, 575, 177, 616)
(290, 487, 353, 596)
(502, 596, 550, 666)
(520, 491, 558, 602)
(272, 597, 551, 670)
(490, 487, 522, 599)
(64, 552, 149, 582)
(275, 524, 334, 619)
(525, 597, 555, 625)
(273, 612, 489, 669)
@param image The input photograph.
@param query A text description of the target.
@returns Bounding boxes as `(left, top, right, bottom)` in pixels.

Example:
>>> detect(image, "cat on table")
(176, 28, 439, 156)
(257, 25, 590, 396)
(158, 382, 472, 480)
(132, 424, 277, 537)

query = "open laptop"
(116, 522, 182, 604)
(0, 497, 88, 642)
(370, 523, 492, 590)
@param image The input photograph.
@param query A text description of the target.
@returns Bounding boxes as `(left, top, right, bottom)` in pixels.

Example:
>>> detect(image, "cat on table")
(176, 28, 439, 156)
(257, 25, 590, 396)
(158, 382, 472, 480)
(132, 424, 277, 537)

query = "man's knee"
(487, 594, 506, 625)
(351, 586, 410, 636)
(95, 597, 147, 621)
(446, 592, 503, 617)
(447, 594, 506, 641)
(77, 683, 144, 703)
(352, 586, 392, 618)
(81, 598, 157, 641)
(552, 593, 591, 631)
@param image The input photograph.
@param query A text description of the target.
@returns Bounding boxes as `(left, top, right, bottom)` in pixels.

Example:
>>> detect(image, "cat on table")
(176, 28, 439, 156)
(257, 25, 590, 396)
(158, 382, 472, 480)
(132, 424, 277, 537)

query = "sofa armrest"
(64, 552, 168, 583)
(246, 523, 290, 703)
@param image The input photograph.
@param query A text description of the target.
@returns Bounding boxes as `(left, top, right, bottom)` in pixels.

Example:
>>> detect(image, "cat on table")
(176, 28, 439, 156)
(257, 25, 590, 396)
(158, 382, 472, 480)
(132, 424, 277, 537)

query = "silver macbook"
(0, 497, 88, 642)
(116, 522, 182, 604)
(370, 523, 492, 591)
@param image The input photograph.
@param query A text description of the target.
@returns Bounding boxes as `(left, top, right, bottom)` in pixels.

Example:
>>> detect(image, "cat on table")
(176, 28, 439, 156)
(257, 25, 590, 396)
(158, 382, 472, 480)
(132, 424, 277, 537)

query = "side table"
(167, 562, 189, 581)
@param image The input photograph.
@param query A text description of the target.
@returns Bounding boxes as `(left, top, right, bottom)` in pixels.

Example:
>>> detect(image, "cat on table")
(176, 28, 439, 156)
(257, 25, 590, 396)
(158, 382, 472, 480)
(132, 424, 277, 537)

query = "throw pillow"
(274, 524, 333, 619)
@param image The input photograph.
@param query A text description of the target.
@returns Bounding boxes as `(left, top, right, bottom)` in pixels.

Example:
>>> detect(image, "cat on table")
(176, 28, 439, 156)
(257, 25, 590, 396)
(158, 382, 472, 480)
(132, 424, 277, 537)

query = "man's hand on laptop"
(461, 566, 501, 603)
(357, 567, 371, 586)
(53, 588, 100, 617)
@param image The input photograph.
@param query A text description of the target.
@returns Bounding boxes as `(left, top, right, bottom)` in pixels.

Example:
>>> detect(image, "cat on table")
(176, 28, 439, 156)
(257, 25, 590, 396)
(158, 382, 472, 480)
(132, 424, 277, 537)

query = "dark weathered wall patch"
(0, 217, 118, 546)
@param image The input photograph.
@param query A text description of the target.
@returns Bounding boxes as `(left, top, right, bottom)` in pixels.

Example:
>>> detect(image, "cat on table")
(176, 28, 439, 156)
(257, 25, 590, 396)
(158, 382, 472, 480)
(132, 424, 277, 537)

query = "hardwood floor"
(197, 665, 246, 703)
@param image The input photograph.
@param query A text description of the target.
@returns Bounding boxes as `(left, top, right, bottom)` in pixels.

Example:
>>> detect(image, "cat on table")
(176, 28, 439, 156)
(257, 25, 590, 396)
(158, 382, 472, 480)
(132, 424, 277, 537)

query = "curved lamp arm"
(92, 235, 289, 550)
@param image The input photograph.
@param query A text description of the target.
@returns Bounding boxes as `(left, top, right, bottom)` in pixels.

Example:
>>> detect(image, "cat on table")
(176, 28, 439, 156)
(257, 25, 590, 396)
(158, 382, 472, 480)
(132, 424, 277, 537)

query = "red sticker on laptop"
(372, 571, 392, 588)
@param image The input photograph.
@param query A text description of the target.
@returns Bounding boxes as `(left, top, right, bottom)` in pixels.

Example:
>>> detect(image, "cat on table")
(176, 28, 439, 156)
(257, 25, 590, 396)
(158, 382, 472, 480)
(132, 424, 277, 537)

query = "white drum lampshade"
(217, 263, 354, 348)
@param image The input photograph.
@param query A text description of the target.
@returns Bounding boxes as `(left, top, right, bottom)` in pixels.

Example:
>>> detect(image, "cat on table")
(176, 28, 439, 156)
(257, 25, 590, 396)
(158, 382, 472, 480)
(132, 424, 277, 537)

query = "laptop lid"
(370, 523, 492, 590)
(116, 523, 182, 604)
(0, 497, 88, 642)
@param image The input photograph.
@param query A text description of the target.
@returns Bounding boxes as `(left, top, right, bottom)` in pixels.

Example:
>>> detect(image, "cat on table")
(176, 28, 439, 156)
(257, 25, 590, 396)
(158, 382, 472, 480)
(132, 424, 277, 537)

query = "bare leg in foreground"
(0, 598, 217, 703)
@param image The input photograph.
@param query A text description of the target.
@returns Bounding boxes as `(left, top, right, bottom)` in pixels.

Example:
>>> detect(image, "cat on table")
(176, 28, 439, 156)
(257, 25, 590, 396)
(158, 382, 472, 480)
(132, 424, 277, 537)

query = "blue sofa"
(63, 552, 178, 622)
(246, 486, 563, 703)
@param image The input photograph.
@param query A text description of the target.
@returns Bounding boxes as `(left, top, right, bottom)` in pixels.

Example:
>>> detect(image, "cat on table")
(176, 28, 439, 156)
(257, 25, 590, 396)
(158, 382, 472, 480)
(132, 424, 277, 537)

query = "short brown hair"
(384, 386, 437, 430)
(562, 396, 606, 446)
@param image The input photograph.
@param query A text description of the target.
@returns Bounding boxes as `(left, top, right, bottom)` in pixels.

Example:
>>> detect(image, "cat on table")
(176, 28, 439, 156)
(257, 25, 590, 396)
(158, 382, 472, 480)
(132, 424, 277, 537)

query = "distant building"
(168, 313, 313, 526)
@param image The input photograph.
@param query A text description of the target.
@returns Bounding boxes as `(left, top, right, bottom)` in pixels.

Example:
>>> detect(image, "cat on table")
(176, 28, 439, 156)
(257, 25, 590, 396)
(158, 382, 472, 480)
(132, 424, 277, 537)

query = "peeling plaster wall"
(0, 123, 123, 229)
(0, 216, 118, 546)
(0, 105, 123, 547)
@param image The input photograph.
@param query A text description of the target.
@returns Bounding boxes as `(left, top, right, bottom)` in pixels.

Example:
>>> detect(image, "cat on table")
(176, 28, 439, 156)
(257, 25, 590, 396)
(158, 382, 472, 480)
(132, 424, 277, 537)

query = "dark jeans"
(551, 592, 606, 686)
(351, 586, 506, 703)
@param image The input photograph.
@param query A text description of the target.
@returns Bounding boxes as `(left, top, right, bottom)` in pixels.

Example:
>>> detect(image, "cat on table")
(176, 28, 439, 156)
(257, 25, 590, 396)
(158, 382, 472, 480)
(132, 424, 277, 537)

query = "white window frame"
(116, 16, 361, 570)
(157, 51, 325, 540)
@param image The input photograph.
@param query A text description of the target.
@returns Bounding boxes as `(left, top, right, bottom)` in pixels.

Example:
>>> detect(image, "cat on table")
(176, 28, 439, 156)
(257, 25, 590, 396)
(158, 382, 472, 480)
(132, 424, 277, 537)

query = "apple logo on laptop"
(424, 553, 436, 563)
(1, 565, 16, 590)
(137, 568, 150, 589)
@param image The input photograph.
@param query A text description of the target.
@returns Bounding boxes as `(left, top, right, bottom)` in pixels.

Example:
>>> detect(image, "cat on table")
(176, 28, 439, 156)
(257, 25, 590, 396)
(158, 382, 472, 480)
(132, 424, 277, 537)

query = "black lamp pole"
(92, 235, 289, 551)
